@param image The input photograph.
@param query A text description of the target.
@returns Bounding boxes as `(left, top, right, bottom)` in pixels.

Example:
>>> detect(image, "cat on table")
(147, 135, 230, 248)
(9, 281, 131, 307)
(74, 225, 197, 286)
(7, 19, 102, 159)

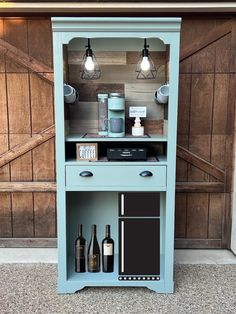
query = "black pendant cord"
(86, 38, 93, 57)
(142, 39, 149, 58)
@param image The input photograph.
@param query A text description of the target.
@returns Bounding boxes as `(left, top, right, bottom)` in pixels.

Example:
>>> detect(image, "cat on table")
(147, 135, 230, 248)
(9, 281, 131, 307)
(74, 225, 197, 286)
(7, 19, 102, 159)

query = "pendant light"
(136, 39, 157, 80)
(80, 39, 101, 80)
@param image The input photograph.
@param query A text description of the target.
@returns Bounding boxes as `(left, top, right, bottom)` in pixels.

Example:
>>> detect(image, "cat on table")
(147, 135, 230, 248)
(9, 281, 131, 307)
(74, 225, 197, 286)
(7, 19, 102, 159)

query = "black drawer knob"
(139, 170, 153, 177)
(79, 171, 93, 177)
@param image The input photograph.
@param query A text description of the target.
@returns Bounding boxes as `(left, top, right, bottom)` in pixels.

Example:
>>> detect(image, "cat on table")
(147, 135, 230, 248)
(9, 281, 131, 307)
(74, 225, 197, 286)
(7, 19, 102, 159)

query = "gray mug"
(109, 118, 123, 133)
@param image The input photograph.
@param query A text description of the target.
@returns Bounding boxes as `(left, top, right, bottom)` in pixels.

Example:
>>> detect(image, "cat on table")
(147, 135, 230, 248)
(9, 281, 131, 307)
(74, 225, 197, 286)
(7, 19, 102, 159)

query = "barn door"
(175, 19, 236, 248)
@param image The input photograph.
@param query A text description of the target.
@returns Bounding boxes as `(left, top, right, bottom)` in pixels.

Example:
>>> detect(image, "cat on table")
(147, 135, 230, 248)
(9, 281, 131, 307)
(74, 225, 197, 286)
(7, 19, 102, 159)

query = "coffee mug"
(154, 84, 169, 104)
(109, 118, 123, 133)
(64, 84, 79, 104)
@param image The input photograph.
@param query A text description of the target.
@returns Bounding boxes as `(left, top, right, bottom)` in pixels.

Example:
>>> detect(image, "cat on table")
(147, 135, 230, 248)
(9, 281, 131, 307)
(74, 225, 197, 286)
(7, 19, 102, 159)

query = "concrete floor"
(0, 248, 235, 264)
(0, 264, 236, 314)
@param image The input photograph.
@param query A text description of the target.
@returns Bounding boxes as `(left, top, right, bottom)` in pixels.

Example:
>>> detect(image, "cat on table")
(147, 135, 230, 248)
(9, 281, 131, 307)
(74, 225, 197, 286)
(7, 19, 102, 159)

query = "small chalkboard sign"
(76, 143, 98, 161)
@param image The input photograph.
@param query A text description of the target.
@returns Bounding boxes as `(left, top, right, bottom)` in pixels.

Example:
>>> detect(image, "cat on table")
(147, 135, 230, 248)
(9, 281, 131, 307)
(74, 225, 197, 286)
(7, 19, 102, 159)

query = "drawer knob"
(79, 171, 93, 177)
(139, 170, 153, 177)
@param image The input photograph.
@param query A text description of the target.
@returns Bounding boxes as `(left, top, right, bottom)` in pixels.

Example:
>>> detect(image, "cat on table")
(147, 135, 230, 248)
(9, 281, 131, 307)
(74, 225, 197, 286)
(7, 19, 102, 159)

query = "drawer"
(66, 165, 166, 188)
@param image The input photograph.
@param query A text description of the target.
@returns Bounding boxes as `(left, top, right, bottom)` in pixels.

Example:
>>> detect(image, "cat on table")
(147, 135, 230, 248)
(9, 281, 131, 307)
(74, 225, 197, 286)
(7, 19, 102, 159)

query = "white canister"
(154, 84, 169, 104)
(64, 84, 78, 104)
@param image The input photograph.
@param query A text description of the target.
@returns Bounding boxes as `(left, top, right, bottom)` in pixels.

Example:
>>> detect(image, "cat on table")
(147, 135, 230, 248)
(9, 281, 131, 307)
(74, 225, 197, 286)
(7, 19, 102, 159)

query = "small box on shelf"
(76, 143, 98, 161)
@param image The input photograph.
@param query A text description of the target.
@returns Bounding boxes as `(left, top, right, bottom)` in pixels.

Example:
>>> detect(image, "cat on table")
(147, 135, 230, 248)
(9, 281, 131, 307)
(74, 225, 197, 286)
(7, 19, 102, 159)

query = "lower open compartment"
(65, 191, 165, 290)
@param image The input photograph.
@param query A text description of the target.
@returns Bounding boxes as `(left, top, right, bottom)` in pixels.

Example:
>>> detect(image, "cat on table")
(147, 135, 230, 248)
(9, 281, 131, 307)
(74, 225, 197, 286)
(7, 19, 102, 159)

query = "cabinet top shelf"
(65, 133, 168, 142)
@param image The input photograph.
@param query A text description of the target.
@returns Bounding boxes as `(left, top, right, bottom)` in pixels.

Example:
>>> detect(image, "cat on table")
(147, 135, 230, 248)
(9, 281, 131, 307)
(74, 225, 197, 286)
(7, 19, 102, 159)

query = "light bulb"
(85, 56, 94, 71)
(140, 56, 150, 71)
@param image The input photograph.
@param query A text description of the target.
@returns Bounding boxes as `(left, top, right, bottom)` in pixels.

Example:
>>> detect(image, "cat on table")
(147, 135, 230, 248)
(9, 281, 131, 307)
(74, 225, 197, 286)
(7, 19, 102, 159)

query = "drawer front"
(66, 165, 166, 188)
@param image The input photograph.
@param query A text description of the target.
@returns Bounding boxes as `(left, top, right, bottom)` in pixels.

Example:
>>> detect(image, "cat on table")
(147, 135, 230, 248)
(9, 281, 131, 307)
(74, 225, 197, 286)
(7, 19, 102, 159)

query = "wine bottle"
(75, 224, 86, 273)
(102, 225, 114, 273)
(87, 225, 100, 272)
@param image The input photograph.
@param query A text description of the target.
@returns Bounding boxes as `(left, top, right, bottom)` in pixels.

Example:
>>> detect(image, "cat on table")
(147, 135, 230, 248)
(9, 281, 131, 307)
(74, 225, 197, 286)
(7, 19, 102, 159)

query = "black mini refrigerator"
(118, 192, 160, 280)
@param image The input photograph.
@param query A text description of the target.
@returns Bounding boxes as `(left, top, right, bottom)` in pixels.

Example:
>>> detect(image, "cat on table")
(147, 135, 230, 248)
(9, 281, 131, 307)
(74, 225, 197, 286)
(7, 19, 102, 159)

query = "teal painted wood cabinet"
(52, 17, 181, 293)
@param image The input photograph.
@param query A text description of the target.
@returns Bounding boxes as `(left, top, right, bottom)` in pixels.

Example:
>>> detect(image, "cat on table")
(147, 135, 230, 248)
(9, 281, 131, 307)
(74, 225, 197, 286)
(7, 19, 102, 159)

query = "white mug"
(154, 84, 169, 104)
(64, 84, 78, 104)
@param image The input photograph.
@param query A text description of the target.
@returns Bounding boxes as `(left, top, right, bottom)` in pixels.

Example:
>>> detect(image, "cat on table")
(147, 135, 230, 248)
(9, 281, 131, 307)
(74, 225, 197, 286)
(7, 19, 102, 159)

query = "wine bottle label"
(76, 245, 85, 259)
(103, 243, 113, 256)
(88, 254, 99, 269)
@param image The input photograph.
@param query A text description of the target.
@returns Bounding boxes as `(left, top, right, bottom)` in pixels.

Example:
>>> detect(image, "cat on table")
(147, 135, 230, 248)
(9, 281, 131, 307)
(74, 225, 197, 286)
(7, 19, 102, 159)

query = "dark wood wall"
(0, 17, 234, 248)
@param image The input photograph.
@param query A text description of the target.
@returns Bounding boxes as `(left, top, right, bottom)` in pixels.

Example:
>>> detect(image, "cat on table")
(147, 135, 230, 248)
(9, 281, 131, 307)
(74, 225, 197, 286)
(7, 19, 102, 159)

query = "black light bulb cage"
(80, 38, 101, 80)
(136, 38, 157, 80)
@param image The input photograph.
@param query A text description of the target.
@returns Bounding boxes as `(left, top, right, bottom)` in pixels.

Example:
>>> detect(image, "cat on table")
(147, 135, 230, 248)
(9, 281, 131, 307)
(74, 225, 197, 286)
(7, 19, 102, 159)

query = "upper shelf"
(65, 133, 168, 142)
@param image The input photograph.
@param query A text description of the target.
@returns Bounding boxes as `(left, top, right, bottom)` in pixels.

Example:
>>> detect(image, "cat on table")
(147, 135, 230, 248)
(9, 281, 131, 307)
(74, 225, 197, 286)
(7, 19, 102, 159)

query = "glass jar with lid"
(97, 93, 109, 136)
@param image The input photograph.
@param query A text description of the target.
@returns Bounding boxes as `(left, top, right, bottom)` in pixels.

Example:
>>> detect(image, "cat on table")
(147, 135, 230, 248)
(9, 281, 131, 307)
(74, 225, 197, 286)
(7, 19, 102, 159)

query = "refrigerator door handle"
(121, 194, 125, 216)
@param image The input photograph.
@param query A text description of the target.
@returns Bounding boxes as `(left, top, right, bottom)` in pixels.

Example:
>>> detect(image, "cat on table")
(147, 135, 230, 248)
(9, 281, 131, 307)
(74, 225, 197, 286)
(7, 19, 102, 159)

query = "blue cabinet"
(52, 17, 181, 293)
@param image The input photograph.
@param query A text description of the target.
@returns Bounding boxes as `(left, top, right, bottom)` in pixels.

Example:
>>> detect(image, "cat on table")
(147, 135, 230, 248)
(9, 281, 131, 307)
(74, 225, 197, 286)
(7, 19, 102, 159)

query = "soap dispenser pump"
(132, 117, 144, 136)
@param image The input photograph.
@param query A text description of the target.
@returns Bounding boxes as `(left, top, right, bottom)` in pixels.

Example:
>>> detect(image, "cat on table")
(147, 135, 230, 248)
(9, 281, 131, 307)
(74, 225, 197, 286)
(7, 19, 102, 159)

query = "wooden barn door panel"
(176, 19, 234, 248)
(0, 18, 56, 247)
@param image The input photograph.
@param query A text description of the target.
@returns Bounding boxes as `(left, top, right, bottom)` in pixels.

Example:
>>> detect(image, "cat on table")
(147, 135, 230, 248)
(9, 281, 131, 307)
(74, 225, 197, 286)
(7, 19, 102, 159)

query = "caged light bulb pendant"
(136, 39, 157, 80)
(80, 39, 101, 80)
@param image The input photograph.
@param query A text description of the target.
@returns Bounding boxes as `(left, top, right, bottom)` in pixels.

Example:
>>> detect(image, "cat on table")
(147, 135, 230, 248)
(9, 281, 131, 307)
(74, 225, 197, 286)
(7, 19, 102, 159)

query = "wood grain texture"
(4, 19, 28, 73)
(12, 192, 34, 237)
(208, 193, 224, 239)
(175, 193, 187, 238)
(0, 135, 10, 181)
(32, 138, 55, 181)
(175, 239, 222, 249)
(0, 74, 8, 134)
(176, 182, 224, 193)
(178, 74, 191, 135)
(0, 182, 56, 192)
(125, 83, 160, 102)
(191, 44, 215, 73)
(30, 73, 54, 133)
(9, 134, 32, 182)
(28, 19, 52, 68)
(7, 73, 31, 134)
(180, 21, 231, 62)
(69, 64, 165, 84)
(177, 144, 225, 182)
(0, 193, 12, 237)
(0, 238, 57, 248)
(215, 34, 231, 73)
(0, 125, 55, 168)
(212, 74, 229, 135)
(189, 74, 214, 135)
(69, 51, 126, 65)
(34, 192, 56, 237)
(186, 193, 209, 239)
(188, 135, 211, 182)
(176, 135, 188, 181)
(0, 19, 5, 73)
(72, 83, 124, 102)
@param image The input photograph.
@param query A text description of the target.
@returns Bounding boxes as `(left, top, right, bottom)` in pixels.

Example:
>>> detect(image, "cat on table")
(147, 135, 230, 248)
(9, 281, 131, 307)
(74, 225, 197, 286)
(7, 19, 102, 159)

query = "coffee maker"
(108, 93, 125, 137)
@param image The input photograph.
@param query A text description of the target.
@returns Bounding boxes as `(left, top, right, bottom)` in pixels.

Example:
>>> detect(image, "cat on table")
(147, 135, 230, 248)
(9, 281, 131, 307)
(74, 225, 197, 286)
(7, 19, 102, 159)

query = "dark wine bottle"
(102, 225, 114, 273)
(75, 224, 86, 273)
(88, 224, 100, 272)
